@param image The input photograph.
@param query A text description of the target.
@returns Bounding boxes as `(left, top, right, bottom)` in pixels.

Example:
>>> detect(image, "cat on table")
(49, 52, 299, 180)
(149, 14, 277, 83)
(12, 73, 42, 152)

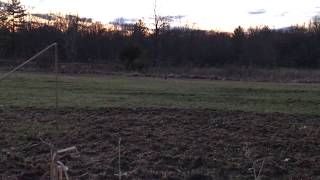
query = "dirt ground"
(0, 108, 319, 180)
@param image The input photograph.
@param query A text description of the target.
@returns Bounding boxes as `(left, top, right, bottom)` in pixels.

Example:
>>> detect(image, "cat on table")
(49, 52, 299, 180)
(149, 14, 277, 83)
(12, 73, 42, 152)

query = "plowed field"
(1, 108, 319, 179)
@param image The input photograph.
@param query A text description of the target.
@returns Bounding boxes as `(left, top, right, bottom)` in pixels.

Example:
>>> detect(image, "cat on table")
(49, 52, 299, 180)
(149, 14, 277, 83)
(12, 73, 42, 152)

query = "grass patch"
(0, 72, 319, 115)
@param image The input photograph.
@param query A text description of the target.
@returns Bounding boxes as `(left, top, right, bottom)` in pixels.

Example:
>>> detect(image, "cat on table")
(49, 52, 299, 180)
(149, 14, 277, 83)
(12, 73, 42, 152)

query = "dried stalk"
(40, 137, 77, 180)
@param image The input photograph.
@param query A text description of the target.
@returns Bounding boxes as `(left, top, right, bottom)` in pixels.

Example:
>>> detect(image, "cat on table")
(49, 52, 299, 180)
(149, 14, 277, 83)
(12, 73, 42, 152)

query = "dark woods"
(1, 0, 320, 70)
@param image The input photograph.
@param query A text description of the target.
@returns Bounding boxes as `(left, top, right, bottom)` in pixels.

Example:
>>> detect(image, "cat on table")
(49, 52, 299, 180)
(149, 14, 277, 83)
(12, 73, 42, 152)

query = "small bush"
(119, 45, 144, 71)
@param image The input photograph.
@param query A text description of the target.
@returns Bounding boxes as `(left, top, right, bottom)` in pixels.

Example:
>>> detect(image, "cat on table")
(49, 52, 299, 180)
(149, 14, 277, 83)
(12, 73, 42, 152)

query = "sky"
(18, 0, 320, 32)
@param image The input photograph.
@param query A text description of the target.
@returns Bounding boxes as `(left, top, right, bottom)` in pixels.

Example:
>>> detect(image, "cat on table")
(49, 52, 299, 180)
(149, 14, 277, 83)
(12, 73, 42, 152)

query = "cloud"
(32, 13, 55, 20)
(278, 12, 288, 17)
(110, 17, 139, 25)
(248, 9, 266, 15)
(169, 15, 186, 20)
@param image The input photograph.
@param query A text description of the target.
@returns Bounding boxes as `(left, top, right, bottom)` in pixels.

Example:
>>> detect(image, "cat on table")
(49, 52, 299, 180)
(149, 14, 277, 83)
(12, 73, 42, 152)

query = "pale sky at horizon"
(17, 0, 320, 31)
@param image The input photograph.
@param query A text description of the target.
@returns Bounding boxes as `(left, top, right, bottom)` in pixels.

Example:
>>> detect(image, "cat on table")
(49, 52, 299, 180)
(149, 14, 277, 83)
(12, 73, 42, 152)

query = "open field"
(0, 73, 320, 115)
(0, 108, 320, 179)
(0, 73, 320, 179)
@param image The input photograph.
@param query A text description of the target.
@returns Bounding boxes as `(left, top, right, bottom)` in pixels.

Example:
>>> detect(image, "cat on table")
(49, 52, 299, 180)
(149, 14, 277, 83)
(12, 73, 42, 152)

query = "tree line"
(1, 0, 320, 70)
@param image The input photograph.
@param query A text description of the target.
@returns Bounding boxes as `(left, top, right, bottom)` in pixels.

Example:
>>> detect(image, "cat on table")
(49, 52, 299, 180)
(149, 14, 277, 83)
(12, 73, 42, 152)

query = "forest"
(1, 0, 320, 70)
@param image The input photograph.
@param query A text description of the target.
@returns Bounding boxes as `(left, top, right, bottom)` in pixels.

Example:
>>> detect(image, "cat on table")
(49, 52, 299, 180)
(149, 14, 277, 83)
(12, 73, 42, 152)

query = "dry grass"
(147, 66, 320, 83)
(39, 137, 77, 180)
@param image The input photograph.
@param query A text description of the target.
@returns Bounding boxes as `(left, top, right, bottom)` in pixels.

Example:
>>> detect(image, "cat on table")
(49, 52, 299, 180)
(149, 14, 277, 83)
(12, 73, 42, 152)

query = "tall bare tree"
(153, 0, 173, 36)
(65, 14, 80, 62)
(152, 0, 173, 66)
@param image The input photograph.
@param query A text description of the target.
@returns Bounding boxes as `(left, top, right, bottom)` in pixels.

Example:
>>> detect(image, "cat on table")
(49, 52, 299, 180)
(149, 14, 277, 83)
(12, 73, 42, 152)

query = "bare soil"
(0, 108, 319, 180)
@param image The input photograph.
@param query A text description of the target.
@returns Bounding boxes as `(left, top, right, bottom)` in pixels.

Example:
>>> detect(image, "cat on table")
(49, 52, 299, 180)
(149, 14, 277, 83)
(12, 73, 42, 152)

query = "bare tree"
(65, 14, 80, 62)
(153, 0, 173, 36)
(152, 0, 173, 66)
(153, 0, 159, 36)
